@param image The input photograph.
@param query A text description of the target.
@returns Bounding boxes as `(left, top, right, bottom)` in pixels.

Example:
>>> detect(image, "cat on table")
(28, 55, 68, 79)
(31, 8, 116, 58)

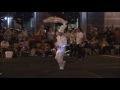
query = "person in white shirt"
(55, 23, 67, 70)
(76, 28, 84, 60)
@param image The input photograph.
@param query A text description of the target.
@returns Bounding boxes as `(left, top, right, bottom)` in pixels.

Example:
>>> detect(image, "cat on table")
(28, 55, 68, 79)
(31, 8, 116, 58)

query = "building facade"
(1, 12, 120, 33)
(80, 12, 120, 33)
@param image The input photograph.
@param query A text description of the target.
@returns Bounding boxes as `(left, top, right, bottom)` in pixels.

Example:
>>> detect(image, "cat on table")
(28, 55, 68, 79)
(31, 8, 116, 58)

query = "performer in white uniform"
(55, 23, 67, 70)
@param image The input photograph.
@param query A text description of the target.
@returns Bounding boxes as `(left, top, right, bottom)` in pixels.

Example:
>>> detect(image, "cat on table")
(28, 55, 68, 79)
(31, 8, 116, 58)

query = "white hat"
(58, 24, 67, 33)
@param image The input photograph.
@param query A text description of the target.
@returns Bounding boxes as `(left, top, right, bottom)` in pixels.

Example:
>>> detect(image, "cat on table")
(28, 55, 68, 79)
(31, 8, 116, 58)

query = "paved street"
(0, 55, 120, 78)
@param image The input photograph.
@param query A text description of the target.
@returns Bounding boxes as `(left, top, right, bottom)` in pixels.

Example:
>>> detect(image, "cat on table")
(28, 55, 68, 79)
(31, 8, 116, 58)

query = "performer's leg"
(55, 50, 61, 68)
(58, 49, 66, 70)
(55, 50, 59, 61)
(0, 73, 2, 75)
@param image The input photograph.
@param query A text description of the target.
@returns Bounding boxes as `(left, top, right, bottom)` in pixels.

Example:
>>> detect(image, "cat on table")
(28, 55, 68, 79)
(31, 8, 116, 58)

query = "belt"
(59, 46, 65, 48)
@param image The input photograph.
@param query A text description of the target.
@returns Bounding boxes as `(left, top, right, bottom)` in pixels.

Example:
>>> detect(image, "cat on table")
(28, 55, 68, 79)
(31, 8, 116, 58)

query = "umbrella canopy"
(43, 16, 67, 24)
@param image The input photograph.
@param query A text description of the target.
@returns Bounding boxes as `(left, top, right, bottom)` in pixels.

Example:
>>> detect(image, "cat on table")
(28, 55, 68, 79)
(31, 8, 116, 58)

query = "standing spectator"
(69, 29, 77, 57)
(104, 27, 113, 45)
(76, 28, 84, 60)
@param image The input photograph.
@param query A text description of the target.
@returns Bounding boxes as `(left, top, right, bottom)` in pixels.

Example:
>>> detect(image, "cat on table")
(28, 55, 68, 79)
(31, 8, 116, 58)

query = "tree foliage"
(0, 12, 8, 30)
(13, 12, 33, 27)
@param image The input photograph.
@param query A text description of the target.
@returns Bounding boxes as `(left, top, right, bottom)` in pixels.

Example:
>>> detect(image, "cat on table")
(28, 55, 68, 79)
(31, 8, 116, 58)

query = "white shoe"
(59, 61, 66, 70)
(59, 67, 64, 70)
(0, 73, 3, 75)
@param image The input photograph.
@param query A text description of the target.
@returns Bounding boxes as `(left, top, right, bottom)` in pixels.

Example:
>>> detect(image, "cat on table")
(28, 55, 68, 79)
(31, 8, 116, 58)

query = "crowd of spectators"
(0, 24, 120, 58)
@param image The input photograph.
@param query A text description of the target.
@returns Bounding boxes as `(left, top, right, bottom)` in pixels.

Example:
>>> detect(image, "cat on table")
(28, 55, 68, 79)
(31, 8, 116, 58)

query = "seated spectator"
(30, 46, 36, 56)
(21, 47, 30, 57)
(17, 40, 25, 56)
(0, 39, 10, 57)
(29, 31, 36, 48)
(99, 38, 111, 54)
(82, 39, 91, 56)
(23, 39, 29, 48)
(89, 37, 98, 55)
(44, 43, 51, 56)
(35, 43, 43, 56)
(35, 29, 42, 43)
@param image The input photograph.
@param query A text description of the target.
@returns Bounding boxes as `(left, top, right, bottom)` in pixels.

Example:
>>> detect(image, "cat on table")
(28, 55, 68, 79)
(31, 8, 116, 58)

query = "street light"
(4, 17, 7, 20)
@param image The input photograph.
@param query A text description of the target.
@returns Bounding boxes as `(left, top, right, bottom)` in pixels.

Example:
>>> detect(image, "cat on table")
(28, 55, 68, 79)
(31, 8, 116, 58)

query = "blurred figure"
(55, 23, 67, 70)
(29, 31, 36, 48)
(89, 37, 98, 55)
(0, 30, 4, 42)
(1, 39, 10, 58)
(99, 37, 111, 54)
(3, 28, 12, 41)
(76, 28, 84, 60)
(69, 29, 77, 57)
(21, 28, 28, 39)
(35, 29, 42, 43)
(39, 24, 46, 40)
(47, 27, 56, 49)
(0, 73, 2, 75)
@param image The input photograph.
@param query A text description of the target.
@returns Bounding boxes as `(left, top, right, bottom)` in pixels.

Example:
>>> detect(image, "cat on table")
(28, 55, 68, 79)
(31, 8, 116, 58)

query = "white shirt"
(56, 35, 67, 48)
(76, 32, 83, 45)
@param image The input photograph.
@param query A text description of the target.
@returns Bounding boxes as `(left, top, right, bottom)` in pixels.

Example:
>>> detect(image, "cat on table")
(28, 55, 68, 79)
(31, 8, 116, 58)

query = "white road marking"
(83, 71, 103, 78)
(102, 55, 120, 59)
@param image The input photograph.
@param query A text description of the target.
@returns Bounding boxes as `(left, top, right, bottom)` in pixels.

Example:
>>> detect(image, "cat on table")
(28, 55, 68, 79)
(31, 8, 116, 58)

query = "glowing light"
(4, 17, 7, 20)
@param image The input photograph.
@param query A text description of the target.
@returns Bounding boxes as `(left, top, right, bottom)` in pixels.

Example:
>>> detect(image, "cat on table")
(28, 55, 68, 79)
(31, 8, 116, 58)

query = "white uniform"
(55, 23, 67, 70)
(55, 35, 67, 70)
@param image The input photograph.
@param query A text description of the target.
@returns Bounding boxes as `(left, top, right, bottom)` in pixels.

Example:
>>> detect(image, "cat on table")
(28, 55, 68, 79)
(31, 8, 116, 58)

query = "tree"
(13, 12, 33, 28)
(0, 12, 8, 30)
(49, 12, 79, 24)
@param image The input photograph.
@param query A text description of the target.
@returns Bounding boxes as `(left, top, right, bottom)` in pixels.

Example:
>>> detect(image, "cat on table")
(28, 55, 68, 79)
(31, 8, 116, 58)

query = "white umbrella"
(43, 16, 67, 30)
(43, 16, 67, 24)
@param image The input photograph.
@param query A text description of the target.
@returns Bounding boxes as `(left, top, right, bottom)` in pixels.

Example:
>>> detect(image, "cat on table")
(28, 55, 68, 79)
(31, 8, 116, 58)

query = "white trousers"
(55, 47, 66, 69)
